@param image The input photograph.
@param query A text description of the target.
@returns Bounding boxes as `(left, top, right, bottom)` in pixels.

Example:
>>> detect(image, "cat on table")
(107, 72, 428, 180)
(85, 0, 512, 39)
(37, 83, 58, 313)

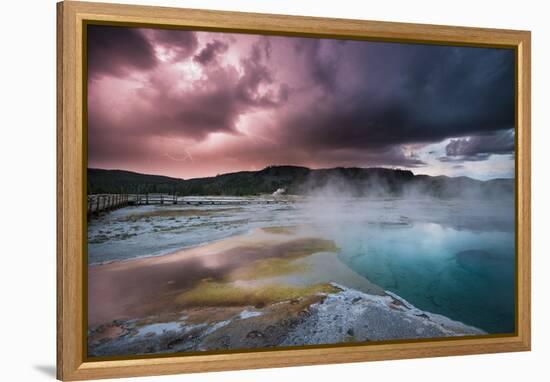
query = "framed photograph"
(57, 1, 531, 380)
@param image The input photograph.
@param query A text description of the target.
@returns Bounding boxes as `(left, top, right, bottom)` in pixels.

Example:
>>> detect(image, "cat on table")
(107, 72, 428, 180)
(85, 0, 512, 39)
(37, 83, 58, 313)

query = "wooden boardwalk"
(133, 194, 178, 205)
(87, 194, 131, 217)
(87, 194, 293, 218)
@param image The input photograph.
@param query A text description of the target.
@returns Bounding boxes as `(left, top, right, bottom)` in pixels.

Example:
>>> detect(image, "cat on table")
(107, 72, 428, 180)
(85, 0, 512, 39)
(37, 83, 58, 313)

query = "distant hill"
(87, 166, 514, 199)
(87, 169, 182, 194)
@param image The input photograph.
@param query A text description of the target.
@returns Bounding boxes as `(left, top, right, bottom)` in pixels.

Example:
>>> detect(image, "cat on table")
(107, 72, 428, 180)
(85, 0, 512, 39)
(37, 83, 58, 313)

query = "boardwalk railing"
(175, 197, 293, 206)
(88, 193, 296, 219)
(87, 194, 130, 218)
(134, 193, 177, 205)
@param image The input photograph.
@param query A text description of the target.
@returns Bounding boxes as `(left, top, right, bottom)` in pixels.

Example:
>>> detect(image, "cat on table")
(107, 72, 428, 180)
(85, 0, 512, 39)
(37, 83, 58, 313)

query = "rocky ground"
(88, 283, 484, 357)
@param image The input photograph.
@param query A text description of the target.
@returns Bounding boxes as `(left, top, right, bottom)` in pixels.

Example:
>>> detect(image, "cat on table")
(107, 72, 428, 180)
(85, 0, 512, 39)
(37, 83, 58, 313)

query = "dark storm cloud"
(281, 39, 515, 155)
(293, 38, 342, 93)
(438, 129, 515, 162)
(173, 86, 241, 137)
(150, 29, 199, 61)
(234, 41, 284, 107)
(87, 25, 157, 78)
(193, 40, 229, 65)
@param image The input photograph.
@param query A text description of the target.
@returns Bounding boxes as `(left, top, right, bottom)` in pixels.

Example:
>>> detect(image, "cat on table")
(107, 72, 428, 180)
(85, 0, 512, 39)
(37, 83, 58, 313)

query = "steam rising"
(292, 172, 515, 234)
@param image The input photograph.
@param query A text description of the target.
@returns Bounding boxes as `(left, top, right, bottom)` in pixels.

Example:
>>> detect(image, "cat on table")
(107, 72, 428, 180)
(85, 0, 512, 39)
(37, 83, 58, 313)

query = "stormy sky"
(87, 25, 515, 180)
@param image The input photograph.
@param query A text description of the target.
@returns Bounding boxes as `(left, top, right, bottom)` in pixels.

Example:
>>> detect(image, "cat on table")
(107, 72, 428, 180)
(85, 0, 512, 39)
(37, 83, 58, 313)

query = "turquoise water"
(334, 222, 515, 334)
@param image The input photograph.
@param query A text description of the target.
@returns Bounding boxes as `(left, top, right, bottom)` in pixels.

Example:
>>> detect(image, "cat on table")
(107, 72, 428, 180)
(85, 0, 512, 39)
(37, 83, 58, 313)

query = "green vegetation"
(88, 165, 514, 198)
(88, 165, 311, 195)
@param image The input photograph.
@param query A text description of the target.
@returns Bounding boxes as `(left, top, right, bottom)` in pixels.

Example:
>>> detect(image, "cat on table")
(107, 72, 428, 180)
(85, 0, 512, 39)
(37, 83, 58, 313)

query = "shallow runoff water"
(88, 196, 515, 334)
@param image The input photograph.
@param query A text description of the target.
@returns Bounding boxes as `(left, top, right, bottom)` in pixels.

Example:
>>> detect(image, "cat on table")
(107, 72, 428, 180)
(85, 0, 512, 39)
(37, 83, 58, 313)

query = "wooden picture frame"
(57, 1, 531, 380)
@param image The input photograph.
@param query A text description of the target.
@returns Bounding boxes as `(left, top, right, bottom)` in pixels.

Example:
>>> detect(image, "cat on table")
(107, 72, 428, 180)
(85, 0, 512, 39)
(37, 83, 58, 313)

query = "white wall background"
(0, 0, 547, 380)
